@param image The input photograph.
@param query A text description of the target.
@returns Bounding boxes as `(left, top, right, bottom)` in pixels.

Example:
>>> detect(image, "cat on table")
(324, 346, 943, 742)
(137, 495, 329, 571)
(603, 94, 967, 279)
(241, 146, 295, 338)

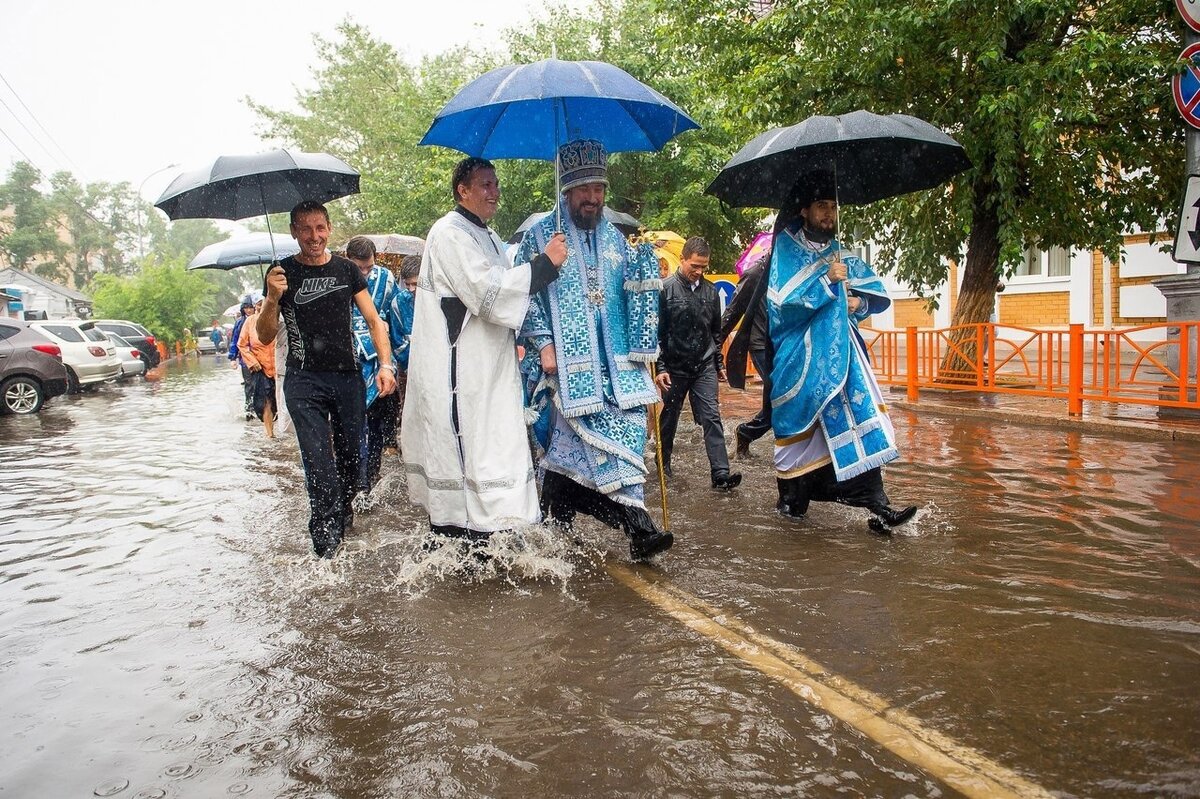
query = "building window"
(850, 243, 872, 264)
(1016, 246, 1070, 278)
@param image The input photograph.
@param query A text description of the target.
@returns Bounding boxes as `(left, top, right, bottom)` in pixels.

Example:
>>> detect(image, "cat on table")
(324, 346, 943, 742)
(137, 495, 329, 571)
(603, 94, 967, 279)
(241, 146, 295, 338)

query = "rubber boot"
(776, 477, 810, 519)
(623, 506, 673, 562)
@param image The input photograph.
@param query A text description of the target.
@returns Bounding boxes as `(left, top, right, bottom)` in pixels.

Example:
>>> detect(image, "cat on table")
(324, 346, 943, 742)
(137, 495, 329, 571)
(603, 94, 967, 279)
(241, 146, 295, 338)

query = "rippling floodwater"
(1, 357, 1197, 798)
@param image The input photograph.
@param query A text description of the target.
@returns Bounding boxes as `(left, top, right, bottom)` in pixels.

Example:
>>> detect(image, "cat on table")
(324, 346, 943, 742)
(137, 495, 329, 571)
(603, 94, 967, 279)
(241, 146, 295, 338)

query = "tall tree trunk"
(938, 170, 1002, 382)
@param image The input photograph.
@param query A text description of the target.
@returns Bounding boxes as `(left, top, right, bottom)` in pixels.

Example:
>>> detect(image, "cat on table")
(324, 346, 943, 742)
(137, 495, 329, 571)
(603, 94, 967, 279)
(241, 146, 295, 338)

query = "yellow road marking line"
(607, 563, 1055, 799)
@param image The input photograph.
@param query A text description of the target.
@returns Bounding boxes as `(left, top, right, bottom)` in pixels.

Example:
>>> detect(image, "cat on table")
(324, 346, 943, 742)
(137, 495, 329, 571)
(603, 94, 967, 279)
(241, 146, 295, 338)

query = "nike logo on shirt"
(294, 277, 348, 305)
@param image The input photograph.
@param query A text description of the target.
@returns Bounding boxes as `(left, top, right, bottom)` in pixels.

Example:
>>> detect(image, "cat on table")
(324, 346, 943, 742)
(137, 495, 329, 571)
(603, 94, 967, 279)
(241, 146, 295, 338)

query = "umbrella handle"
(554, 99, 563, 233)
(261, 181, 279, 266)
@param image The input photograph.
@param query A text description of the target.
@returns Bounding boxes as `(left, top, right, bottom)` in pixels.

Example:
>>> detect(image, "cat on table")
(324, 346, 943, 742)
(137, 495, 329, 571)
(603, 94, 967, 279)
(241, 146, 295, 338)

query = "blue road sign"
(1173, 43, 1200, 129)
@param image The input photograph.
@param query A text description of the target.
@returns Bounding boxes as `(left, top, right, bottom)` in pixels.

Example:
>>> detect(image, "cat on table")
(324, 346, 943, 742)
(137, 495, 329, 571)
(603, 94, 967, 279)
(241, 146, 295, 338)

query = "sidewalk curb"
(891, 400, 1200, 443)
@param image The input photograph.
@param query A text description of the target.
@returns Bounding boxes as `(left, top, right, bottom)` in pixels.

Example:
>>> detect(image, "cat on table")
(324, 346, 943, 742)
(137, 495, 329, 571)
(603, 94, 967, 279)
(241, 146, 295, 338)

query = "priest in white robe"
(401, 157, 566, 539)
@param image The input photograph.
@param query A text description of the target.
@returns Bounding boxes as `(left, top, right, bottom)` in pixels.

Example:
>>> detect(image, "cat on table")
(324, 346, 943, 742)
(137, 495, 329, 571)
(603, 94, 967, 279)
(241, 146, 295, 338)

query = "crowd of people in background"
(231, 141, 917, 562)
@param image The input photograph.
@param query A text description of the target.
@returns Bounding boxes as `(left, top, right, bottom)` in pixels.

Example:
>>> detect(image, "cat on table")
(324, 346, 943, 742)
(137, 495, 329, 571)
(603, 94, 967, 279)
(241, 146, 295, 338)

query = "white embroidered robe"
(401, 211, 541, 531)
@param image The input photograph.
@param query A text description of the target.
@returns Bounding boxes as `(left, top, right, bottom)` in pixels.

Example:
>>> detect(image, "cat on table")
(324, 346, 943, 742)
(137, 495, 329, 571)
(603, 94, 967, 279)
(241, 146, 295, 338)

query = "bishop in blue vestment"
(519, 140, 674, 561)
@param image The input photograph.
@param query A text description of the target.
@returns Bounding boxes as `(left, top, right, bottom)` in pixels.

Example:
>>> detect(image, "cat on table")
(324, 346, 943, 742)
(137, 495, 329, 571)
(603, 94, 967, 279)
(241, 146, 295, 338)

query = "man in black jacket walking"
(654, 237, 742, 490)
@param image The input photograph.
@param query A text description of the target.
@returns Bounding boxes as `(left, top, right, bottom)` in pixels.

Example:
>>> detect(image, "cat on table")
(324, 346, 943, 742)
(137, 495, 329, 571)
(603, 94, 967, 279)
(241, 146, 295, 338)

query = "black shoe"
(630, 529, 674, 562)
(868, 504, 918, 528)
(313, 534, 343, 559)
(660, 461, 673, 478)
(776, 498, 807, 519)
(712, 472, 742, 491)
(735, 429, 751, 459)
(776, 477, 810, 519)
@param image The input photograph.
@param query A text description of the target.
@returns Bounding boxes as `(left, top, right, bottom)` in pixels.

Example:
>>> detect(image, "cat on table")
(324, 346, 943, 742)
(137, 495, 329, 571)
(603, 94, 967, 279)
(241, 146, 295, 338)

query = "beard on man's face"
(569, 202, 603, 230)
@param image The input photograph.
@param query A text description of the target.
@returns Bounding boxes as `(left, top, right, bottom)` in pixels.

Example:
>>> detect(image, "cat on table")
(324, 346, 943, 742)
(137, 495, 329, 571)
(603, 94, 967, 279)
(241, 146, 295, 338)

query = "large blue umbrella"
(422, 59, 696, 231)
(420, 58, 698, 160)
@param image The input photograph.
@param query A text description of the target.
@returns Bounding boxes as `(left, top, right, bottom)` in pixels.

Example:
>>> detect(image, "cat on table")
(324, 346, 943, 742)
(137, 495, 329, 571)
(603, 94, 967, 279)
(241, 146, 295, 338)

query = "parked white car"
(29, 320, 122, 392)
(104, 332, 146, 379)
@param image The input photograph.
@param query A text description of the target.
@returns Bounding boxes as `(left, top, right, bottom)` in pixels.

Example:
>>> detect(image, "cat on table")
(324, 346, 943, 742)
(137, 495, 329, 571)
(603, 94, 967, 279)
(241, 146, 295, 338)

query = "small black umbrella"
(186, 233, 300, 271)
(706, 111, 971, 208)
(507, 207, 642, 245)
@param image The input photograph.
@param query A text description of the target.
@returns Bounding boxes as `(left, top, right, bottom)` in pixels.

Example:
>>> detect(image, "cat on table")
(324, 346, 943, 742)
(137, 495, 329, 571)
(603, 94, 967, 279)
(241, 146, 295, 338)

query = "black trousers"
(778, 464, 890, 516)
(240, 365, 254, 412)
(360, 390, 398, 491)
(541, 469, 659, 539)
(737, 348, 773, 444)
(658, 365, 731, 477)
(284, 369, 365, 555)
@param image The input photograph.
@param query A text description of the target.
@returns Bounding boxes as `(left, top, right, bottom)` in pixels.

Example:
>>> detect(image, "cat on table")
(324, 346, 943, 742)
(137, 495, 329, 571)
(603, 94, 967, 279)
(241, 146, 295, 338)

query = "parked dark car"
(92, 319, 161, 368)
(0, 318, 69, 414)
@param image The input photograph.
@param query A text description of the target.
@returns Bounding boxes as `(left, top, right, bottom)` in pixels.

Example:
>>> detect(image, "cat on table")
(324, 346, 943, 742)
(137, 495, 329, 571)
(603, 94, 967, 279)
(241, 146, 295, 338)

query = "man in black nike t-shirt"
(257, 201, 397, 559)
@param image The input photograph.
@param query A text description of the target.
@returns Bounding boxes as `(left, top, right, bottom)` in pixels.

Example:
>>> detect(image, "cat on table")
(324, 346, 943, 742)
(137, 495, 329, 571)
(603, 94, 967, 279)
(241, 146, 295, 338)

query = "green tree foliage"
(150, 218, 252, 315)
(248, 10, 758, 269)
(48, 173, 147, 284)
(0, 161, 63, 273)
(662, 0, 1183, 323)
(247, 20, 496, 243)
(502, 0, 761, 268)
(90, 258, 217, 344)
(152, 218, 229, 263)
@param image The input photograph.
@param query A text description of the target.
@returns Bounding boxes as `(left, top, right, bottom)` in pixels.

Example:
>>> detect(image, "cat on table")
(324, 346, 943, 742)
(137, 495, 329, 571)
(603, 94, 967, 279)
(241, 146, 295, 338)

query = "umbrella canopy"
(357, 233, 425, 257)
(507, 207, 642, 244)
(154, 149, 360, 221)
(733, 231, 774, 276)
(706, 111, 971, 209)
(644, 229, 685, 272)
(420, 58, 698, 160)
(187, 233, 300, 271)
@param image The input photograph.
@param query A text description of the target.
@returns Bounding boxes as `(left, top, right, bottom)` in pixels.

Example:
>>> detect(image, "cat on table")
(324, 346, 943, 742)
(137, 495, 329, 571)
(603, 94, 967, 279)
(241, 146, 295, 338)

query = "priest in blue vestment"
(768, 178, 917, 533)
(519, 139, 674, 561)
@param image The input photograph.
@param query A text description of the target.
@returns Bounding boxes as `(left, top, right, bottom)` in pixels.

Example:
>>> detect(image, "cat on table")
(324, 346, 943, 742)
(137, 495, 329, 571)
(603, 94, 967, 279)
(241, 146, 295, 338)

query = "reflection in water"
(0, 360, 1196, 797)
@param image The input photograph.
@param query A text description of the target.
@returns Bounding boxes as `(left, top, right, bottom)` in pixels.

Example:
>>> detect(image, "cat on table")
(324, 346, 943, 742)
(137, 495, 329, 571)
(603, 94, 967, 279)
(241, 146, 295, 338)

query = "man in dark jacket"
(654, 237, 742, 490)
(228, 300, 255, 419)
(719, 258, 771, 458)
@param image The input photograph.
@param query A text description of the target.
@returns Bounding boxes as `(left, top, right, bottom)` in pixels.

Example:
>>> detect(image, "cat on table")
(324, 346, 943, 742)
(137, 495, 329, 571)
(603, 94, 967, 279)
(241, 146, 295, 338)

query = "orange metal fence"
(860, 322, 1200, 416)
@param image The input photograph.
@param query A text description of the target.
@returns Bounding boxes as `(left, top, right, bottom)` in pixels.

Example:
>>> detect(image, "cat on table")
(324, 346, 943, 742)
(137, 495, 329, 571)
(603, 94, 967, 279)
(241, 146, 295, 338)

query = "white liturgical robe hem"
(401, 211, 541, 531)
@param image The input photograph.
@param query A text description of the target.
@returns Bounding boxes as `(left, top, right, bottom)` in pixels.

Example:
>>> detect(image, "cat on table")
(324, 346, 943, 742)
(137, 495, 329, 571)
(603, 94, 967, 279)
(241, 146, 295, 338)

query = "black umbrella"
(154, 149, 359, 264)
(507, 206, 642, 245)
(154, 150, 359, 220)
(706, 111, 971, 208)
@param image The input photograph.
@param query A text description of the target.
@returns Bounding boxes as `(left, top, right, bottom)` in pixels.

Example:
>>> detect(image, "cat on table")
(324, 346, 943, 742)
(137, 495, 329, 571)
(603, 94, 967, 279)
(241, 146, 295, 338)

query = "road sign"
(1179, 0, 1200, 33)
(1174, 43, 1200, 129)
(1174, 174, 1200, 263)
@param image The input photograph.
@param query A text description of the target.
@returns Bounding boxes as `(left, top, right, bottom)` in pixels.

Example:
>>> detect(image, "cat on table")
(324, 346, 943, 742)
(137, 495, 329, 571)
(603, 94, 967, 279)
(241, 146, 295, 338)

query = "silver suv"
(0, 318, 69, 414)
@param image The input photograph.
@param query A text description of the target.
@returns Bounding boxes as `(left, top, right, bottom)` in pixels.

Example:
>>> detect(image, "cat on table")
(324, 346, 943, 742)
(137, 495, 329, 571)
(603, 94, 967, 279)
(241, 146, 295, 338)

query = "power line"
(0, 92, 69, 175)
(0, 69, 83, 176)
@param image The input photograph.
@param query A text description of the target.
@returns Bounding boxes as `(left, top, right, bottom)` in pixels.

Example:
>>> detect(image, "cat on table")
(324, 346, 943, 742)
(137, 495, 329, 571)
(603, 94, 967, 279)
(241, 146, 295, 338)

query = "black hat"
(788, 171, 838, 207)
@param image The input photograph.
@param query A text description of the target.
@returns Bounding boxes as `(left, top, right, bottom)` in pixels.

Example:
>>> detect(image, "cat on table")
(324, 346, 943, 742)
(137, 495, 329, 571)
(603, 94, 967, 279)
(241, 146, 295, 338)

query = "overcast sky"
(0, 0, 575, 204)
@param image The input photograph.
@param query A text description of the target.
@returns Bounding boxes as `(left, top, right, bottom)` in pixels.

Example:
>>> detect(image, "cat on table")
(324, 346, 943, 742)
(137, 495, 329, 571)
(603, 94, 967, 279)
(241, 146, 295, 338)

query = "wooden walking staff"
(649, 364, 671, 532)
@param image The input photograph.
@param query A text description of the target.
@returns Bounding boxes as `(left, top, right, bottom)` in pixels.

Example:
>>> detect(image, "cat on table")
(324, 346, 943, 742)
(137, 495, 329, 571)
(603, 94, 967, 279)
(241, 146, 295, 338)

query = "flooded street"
(2, 357, 1198, 798)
